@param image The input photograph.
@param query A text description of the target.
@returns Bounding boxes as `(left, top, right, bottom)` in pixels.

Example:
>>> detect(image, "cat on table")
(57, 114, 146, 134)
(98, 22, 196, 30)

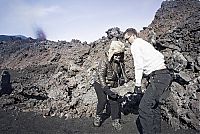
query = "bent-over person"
(124, 28, 173, 134)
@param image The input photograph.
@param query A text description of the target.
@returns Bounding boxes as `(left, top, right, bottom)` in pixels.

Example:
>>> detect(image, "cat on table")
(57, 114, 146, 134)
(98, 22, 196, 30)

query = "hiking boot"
(112, 119, 122, 131)
(93, 115, 102, 127)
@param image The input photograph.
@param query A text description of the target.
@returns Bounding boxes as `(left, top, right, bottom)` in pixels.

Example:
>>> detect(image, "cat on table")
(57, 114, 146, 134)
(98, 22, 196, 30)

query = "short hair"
(124, 28, 138, 37)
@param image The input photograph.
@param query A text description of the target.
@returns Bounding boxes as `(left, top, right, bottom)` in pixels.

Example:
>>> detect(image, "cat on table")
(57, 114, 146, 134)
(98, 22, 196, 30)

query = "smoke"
(35, 27, 46, 40)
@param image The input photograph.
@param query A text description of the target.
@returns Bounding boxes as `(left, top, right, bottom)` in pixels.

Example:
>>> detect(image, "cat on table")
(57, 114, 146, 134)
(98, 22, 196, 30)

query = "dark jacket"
(96, 53, 128, 89)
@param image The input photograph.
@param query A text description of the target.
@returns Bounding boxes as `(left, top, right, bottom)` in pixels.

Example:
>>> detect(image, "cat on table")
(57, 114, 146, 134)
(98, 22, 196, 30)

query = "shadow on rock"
(120, 92, 143, 115)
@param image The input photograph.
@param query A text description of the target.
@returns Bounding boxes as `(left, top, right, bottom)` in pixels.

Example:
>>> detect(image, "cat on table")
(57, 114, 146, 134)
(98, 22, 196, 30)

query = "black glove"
(134, 86, 142, 94)
(117, 95, 124, 103)
(104, 86, 118, 99)
(151, 99, 159, 109)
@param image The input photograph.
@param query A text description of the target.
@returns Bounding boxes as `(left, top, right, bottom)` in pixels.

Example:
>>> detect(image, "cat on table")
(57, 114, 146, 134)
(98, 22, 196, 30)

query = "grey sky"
(0, 0, 163, 42)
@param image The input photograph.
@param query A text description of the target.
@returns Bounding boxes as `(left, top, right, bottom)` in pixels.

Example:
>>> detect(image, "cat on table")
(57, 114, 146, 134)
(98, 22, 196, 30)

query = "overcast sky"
(0, 0, 163, 42)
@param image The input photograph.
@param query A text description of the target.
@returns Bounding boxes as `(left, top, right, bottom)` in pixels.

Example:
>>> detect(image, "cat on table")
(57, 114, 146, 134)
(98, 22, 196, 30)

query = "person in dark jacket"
(0, 70, 12, 96)
(124, 28, 173, 134)
(93, 40, 128, 131)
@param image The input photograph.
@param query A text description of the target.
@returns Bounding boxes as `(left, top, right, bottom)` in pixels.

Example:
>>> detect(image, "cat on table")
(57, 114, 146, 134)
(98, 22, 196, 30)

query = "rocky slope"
(0, 0, 199, 132)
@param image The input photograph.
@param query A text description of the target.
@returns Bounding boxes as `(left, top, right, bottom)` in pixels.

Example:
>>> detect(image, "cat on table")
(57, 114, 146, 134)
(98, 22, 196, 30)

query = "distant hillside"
(0, 35, 27, 41)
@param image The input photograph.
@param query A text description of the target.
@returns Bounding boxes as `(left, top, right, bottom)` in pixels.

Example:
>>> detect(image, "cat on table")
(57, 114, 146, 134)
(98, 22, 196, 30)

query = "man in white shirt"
(123, 28, 173, 134)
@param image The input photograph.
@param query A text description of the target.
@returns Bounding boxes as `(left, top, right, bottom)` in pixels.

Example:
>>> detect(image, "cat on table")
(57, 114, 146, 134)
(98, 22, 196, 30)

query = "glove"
(104, 86, 118, 99)
(117, 95, 124, 103)
(151, 99, 159, 109)
(134, 86, 142, 94)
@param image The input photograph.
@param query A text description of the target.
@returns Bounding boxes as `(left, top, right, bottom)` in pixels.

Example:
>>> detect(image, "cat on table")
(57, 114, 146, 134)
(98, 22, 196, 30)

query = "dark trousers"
(94, 81, 121, 120)
(136, 69, 172, 134)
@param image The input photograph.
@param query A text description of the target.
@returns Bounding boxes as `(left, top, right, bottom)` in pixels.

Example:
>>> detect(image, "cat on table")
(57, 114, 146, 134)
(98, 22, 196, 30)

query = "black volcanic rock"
(0, 0, 199, 132)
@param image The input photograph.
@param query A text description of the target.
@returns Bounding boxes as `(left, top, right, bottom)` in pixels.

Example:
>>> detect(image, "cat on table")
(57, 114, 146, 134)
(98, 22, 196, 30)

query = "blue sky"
(0, 0, 163, 42)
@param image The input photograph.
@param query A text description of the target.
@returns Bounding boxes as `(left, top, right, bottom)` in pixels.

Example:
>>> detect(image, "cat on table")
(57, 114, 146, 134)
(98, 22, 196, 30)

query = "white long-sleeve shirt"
(131, 38, 166, 86)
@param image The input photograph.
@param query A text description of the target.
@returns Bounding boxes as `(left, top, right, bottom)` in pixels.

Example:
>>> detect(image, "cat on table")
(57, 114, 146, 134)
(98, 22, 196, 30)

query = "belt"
(149, 68, 169, 77)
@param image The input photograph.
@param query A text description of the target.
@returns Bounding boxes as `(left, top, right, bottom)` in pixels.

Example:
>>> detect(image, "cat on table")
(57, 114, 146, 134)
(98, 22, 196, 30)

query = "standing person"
(93, 40, 128, 131)
(123, 28, 172, 134)
(0, 70, 12, 96)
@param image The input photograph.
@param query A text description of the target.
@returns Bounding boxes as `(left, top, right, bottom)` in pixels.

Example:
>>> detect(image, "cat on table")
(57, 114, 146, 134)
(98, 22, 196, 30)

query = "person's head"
(1, 70, 9, 76)
(113, 52, 124, 63)
(123, 28, 138, 44)
(108, 41, 125, 63)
